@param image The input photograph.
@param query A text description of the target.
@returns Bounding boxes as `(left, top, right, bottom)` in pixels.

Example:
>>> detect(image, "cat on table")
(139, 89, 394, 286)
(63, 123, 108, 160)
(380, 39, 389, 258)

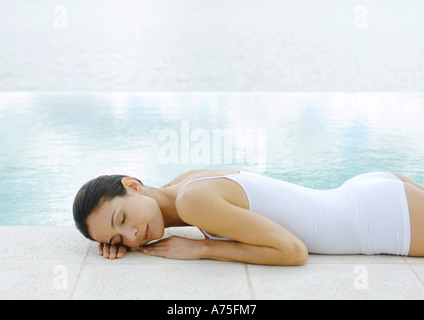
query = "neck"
(143, 186, 186, 228)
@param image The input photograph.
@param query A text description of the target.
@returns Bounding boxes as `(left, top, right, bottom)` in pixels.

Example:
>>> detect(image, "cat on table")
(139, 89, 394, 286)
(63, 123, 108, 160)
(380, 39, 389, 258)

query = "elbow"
(285, 242, 309, 266)
(294, 248, 309, 266)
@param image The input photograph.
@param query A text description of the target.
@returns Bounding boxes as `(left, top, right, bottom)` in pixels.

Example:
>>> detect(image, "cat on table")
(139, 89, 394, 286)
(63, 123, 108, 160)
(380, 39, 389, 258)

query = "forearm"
(200, 239, 308, 266)
(141, 235, 308, 266)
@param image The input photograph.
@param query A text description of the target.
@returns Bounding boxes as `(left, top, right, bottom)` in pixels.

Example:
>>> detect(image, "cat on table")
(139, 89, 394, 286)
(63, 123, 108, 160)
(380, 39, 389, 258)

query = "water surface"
(0, 92, 423, 225)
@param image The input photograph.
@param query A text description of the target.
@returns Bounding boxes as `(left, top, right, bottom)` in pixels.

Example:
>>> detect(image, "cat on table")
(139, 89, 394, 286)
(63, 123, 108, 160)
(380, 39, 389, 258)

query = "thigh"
(404, 182, 424, 257)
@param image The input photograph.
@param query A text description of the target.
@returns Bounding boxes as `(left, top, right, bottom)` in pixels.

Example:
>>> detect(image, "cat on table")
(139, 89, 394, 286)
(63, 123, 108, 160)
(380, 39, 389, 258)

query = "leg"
(402, 182, 424, 257)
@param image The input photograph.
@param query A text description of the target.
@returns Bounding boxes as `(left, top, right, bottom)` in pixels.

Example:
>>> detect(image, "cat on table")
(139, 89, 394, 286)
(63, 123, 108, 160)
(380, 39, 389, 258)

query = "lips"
(143, 225, 150, 240)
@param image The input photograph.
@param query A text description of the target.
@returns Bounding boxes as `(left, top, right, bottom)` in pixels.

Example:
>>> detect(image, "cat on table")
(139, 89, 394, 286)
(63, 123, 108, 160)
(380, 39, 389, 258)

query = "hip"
(342, 172, 410, 255)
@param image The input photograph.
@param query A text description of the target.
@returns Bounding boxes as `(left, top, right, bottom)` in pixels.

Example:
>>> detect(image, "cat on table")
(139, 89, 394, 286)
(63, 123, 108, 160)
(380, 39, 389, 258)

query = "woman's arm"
(156, 183, 309, 266)
(202, 238, 307, 266)
(142, 235, 307, 266)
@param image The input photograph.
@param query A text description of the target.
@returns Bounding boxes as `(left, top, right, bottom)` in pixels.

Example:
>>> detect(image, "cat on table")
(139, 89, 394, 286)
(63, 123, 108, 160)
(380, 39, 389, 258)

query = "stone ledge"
(1, 226, 424, 299)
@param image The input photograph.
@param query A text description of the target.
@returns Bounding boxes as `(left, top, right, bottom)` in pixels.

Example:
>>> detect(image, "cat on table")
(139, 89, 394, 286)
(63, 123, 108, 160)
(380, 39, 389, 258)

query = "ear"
(121, 177, 143, 193)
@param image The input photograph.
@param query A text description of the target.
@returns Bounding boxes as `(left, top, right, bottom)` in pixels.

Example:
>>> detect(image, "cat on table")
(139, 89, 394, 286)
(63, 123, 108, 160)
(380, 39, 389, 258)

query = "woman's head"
(73, 175, 165, 248)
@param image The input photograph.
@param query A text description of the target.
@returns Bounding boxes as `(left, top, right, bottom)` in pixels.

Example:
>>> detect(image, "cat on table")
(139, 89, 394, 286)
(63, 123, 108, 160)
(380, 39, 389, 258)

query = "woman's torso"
(167, 169, 410, 255)
(166, 169, 249, 209)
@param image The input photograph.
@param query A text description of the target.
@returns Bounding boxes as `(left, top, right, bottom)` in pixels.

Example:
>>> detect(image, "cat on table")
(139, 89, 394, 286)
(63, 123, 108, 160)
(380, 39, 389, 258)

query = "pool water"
(1, 92, 423, 226)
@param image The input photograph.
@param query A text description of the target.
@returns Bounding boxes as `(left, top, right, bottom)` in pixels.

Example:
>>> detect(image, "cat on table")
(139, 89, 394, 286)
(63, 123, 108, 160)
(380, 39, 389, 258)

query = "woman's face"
(87, 179, 165, 249)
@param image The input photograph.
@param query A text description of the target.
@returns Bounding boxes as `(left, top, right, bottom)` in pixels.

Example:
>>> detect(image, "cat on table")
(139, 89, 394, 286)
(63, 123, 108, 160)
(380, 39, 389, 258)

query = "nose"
(123, 227, 138, 242)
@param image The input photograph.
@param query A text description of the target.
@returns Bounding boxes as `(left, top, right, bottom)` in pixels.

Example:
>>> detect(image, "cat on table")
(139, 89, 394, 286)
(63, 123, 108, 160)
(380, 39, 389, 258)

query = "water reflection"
(0, 92, 423, 225)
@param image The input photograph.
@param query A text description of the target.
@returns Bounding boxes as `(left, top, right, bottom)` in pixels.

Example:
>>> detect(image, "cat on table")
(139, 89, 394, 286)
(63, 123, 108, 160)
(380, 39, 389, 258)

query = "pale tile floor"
(1, 226, 424, 300)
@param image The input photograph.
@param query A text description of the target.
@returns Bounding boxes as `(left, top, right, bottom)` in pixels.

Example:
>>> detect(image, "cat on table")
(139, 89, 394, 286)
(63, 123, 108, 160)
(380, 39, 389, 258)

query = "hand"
(98, 243, 137, 259)
(140, 236, 205, 260)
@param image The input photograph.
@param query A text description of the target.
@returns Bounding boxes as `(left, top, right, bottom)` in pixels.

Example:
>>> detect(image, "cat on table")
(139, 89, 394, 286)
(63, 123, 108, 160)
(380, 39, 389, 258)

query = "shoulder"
(175, 177, 215, 206)
(165, 169, 210, 187)
(175, 179, 222, 223)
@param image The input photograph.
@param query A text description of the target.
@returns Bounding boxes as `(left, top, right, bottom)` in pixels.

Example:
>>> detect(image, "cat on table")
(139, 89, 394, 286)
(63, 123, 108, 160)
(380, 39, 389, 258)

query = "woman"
(73, 169, 424, 266)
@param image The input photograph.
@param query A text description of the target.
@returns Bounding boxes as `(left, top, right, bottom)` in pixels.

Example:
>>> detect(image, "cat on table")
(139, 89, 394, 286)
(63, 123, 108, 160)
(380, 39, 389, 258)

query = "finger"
(140, 244, 166, 257)
(116, 245, 127, 259)
(141, 246, 157, 256)
(109, 245, 118, 259)
(103, 244, 110, 258)
(98, 243, 104, 256)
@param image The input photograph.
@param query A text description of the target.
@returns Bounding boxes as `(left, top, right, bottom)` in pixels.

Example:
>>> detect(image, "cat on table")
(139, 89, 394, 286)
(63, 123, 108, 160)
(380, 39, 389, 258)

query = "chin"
(156, 225, 165, 240)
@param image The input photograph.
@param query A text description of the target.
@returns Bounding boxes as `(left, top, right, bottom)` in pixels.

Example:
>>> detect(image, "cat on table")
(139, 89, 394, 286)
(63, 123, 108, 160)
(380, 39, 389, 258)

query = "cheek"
(143, 197, 162, 217)
(141, 199, 164, 231)
(129, 197, 160, 222)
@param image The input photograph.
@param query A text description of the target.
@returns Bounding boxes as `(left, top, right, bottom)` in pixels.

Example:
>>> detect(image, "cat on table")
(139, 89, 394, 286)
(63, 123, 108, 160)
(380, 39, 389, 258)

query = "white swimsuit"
(179, 171, 411, 255)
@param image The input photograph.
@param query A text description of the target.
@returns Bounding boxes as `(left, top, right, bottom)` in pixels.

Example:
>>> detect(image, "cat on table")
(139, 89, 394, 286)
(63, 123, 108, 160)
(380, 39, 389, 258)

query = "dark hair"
(72, 175, 144, 240)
